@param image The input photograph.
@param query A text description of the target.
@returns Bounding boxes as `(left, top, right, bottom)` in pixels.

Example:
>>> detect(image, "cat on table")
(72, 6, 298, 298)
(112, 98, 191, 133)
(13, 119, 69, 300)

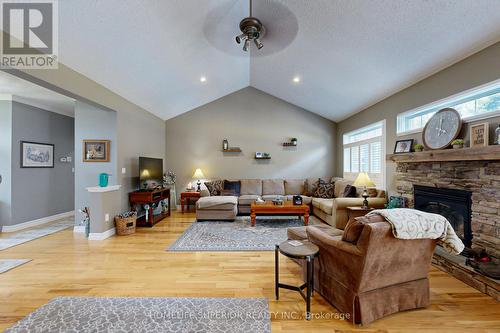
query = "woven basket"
(114, 215, 136, 236)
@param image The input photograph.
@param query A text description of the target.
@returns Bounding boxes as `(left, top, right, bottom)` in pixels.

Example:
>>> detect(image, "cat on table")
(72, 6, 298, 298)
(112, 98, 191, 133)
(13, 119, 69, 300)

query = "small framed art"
(394, 139, 414, 154)
(470, 123, 489, 148)
(21, 141, 54, 168)
(83, 140, 110, 162)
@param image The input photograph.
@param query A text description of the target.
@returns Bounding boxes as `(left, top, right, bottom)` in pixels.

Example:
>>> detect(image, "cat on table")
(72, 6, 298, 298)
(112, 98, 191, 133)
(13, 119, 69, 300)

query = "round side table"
(275, 240, 319, 320)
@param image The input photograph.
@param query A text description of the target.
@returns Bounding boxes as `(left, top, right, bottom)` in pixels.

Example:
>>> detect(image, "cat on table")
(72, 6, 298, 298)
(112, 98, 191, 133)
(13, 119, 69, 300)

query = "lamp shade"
(192, 168, 205, 179)
(352, 172, 375, 187)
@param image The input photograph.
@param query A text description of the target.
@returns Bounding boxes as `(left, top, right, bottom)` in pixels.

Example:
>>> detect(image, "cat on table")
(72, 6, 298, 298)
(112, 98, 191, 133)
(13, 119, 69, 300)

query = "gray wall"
(9, 102, 74, 225)
(165, 87, 337, 202)
(0, 101, 12, 226)
(74, 101, 117, 224)
(336, 41, 500, 193)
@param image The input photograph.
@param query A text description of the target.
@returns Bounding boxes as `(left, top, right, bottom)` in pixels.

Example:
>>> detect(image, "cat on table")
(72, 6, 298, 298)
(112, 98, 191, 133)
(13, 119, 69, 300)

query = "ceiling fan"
(235, 0, 265, 51)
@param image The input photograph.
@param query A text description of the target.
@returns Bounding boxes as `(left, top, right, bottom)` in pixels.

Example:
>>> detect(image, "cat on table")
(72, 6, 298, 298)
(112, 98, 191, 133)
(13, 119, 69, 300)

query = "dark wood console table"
(129, 188, 170, 227)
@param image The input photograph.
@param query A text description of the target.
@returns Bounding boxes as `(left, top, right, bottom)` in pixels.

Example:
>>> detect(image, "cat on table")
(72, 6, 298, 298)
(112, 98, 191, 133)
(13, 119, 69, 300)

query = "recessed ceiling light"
(200, 76, 207, 83)
(293, 76, 300, 83)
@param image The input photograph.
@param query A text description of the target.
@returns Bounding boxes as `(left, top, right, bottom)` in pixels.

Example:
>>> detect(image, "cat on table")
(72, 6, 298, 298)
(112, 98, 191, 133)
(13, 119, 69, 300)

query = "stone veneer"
(395, 160, 500, 259)
(395, 160, 500, 300)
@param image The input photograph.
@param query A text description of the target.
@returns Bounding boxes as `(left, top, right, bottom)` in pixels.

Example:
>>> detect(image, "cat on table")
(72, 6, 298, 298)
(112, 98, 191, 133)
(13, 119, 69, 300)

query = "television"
(139, 157, 163, 185)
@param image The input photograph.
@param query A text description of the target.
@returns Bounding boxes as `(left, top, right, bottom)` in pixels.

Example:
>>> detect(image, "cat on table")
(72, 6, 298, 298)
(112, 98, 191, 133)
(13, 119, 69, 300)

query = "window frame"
(396, 78, 500, 136)
(343, 120, 386, 189)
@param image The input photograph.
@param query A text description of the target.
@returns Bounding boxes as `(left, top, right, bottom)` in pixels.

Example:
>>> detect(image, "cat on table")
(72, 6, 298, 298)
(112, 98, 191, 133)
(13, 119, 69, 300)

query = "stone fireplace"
(392, 158, 499, 300)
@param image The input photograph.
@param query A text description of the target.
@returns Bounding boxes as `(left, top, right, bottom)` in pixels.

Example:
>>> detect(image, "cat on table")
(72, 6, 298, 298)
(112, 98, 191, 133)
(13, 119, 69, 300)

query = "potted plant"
(452, 139, 464, 149)
(290, 138, 298, 145)
(414, 144, 424, 152)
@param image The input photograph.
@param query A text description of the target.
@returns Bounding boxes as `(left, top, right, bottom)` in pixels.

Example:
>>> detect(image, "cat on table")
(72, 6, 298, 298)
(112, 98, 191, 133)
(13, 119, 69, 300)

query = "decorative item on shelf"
(394, 139, 414, 154)
(414, 143, 424, 152)
(293, 195, 303, 205)
(21, 141, 54, 168)
(283, 138, 298, 146)
(451, 139, 464, 149)
(222, 139, 229, 151)
(83, 140, 110, 162)
(114, 211, 137, 236)
(423, 108, 462, 150)
(272, 197, 284, 205)
(99, 173, 110, 187)
(78, 207, 91, 238)
(192, 168, 205, 191)
(255, 152, 271, 159)
(470, 122, 489, 148)
(186, 182, 194, 191)
(353, 172, 376, 209)
(495, 124, 500, 145)
(255, 197, 265, 204)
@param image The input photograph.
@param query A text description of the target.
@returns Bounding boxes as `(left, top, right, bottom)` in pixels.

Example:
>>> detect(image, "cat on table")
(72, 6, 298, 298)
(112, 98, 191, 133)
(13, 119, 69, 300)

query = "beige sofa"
(196, 178, 386, 227)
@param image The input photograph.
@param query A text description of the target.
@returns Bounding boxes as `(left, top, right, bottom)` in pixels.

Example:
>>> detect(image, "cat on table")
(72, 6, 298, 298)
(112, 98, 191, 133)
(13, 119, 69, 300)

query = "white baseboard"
(2, 211, 74, 233)
(73, 225, 86, 233)
(88, 228, 115, 240)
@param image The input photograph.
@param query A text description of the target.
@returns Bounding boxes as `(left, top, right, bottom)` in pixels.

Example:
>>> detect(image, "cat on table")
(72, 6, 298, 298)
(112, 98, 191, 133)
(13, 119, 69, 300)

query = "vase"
(453, 144, 463, 149)
(99, 173, 109, 187)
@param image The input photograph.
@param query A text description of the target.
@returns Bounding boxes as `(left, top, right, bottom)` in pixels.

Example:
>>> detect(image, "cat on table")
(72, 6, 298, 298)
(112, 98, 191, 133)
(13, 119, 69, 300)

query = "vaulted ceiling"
(58, 0, 500, 121)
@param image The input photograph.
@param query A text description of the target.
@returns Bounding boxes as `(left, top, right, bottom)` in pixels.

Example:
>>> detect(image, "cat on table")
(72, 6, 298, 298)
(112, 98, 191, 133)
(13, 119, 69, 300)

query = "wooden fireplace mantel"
(387, 145, 500, 163)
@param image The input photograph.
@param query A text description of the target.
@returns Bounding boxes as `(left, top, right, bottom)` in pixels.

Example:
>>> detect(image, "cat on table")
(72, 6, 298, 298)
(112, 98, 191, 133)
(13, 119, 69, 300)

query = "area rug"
(0, 218, 74, 251)
(168, 216, 318, 251)
(0, 259, 31, 274)
(4, 296, 271, 333)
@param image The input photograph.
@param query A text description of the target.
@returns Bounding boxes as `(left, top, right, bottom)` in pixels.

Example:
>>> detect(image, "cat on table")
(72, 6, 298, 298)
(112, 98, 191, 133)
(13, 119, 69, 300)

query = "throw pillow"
(343, 185, 357, 198)
(367, 188, 378, 197)
(205, 180, 224, 196)
(313, 179, 335, 198)
(224, 180, 241, 195)
(342, 218, 365, 244)
(305, 178, 320, 196)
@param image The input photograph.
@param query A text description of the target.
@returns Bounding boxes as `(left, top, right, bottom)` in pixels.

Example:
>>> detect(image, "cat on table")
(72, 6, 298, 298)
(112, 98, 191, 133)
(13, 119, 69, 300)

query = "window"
(343, 121, 385, 188)
(397, 79, 500, 135)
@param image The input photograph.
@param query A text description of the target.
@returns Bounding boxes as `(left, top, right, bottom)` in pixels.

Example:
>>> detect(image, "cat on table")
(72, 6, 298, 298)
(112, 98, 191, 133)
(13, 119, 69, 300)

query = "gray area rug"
(0, 218, 74, 251)
(169, 216, 318, 251)
(4, 296, 271, 333)
(0, 259, 31, 274)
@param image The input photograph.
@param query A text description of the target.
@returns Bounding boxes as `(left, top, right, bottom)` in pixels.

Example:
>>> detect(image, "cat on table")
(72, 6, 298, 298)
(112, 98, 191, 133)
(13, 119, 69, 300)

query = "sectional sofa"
(196, 177, 387, 228)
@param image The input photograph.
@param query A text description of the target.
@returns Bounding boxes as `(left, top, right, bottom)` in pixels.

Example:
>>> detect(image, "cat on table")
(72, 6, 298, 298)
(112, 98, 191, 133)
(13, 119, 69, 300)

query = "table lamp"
(192, 168, 205, 192)
(353, 172, 376, 209)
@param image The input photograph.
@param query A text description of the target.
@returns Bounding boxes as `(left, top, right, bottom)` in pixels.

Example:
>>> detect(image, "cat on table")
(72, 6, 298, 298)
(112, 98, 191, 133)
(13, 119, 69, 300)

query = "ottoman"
(196, 196, 238, 221)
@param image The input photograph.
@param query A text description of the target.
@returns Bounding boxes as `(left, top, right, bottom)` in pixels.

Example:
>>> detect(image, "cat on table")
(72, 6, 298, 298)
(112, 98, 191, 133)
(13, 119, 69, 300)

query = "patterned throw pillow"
(343, 185, 357, 198)
(205, 180, 224, 196)
(313, 179, 335, 198)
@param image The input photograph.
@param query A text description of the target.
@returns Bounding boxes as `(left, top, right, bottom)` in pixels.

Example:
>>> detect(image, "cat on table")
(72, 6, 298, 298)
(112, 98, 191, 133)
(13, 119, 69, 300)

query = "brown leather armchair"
(304, 214, 436, 325)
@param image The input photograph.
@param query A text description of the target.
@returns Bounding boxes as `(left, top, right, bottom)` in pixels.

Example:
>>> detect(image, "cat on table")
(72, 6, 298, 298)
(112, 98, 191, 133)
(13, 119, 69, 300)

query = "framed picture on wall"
(394, 139, 414, 154)
(21, 141, 54, 168)
(83, 140, 110, 162)
(470, 123, 489, 148)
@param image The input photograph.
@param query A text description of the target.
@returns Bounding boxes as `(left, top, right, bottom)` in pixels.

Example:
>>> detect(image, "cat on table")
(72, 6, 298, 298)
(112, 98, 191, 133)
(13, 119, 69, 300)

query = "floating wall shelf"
(222, 148, 242, 153)
(282, 142, 297, 147)
(255, 156, 271, 160)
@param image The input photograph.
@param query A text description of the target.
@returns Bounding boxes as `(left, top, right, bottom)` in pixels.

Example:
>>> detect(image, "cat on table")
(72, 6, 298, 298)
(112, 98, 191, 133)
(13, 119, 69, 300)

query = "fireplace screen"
(414, 185, 472, 248)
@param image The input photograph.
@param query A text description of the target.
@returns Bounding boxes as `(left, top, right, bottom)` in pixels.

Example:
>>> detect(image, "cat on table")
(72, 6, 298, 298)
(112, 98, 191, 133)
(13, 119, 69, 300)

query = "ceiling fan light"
(242, 39, 250, 51)
(254, 38, 263, 49)
(235, 33, 247, 44)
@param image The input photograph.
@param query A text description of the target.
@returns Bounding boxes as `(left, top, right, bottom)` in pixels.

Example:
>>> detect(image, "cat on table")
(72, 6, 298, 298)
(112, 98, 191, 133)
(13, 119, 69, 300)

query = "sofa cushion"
(284, 179, 305, 195)
(224, 180, 241, 195)
(343, 185, 357, 198)
(240, 179, 262, 195)
(342, 218, 365, 244)
(238, 194, 261, 205)
(196, 196, 237, 210)
(334, 179, 353, 198)
(262, 179, 285, 195)
(313, 179, 335, 199)
(285, 195, 312, 205)
(312, 198, 334, 215)
(205, 180, 224, 196)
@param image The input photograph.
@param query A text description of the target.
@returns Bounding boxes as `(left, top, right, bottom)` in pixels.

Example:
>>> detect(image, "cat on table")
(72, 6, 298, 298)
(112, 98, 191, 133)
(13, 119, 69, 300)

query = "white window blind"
(343, 121, 385, 188)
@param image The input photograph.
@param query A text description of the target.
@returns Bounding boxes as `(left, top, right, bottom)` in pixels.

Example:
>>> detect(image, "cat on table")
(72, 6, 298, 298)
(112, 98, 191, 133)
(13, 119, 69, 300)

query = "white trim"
(88, 228, 115, 240)
(73, 225, 86, 233)
(2, 211, 74, 232)
(12, 96, 75, 118)
(86, 185, 121, 193)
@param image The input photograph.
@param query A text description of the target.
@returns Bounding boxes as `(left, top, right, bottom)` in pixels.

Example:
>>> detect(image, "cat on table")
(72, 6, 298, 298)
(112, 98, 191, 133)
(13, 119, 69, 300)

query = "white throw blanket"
(366, 208, 465, 255)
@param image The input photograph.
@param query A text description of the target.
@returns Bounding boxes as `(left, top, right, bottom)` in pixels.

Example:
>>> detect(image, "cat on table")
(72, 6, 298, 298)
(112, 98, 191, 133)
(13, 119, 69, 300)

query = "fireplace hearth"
(414, 185, 472, 249)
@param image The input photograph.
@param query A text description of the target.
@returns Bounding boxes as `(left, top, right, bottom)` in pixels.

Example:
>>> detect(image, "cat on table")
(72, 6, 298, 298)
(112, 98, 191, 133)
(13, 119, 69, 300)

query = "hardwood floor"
(0, 211, 499, 332)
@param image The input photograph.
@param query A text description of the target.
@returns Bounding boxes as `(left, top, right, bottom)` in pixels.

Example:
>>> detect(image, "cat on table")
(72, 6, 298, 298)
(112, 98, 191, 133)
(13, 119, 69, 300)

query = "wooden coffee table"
(250, 201, 310, 227)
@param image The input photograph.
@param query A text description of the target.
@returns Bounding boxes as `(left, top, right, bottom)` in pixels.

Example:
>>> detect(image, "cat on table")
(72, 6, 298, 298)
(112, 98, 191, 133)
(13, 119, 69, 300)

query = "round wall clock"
(422, 108, 462, 150)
